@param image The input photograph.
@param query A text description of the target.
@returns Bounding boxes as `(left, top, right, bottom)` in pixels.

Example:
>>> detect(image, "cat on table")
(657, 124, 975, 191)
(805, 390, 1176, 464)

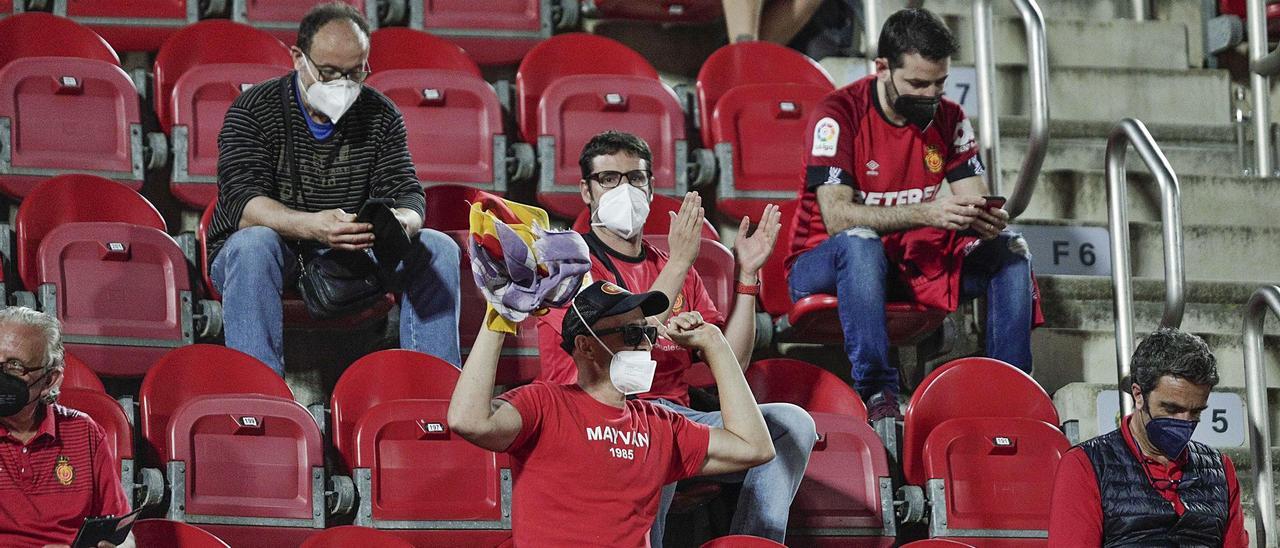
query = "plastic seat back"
(746, 358, 865, 418)
(59, 0, 193, 53)
(700, 535, 786, 548)
(168, 62, 292, 208)
(411, 0, 547, 66)
(448, 230, 541, 384)
(167, 394, 324, 523)
(759, 198, 799, 318)
(139, 344, 292, 464)
(788, 412, 895, 542)
(516, 33, 659, 143)
(365, 68, 504, 189)
(589, 0, 723, 22)
(300, 526, 413, 548)
(330, 350, 459, 467)
(903, 357, 1059, 486)
(59, 389, 133, 461)
(15, 175, 164, 292)
(235, 0, 373, 44)
(0, 57, 144, 198)
(645, 236, 735, 315)
(132, 519, 231, 548)
(0, 13, 119, 68)
(61, 352, 106, 392)
(536, 74, 687, 218)
(153, 20, 291, 130)
(423, 184, 500, 231)
(368, 27, 481, 75)
(696, 41, 832, 142)
(922, 417, 1068, 541)
(570, 193, 719, 240)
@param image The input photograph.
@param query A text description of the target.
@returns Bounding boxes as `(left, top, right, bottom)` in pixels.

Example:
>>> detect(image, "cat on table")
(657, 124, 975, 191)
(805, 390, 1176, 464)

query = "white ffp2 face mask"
(301, 57, 361, 123)
(591, 184, 651, 240)
(572, 302, 657, 395)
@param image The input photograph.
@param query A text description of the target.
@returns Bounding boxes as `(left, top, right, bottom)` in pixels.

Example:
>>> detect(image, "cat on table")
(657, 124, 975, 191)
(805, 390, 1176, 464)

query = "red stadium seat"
(901, 541, 978, 547)
(423, 184, 496, 231)
(132, 519, 231, 548)
(701, 535, 786, 548)
(901, 357, 1060, 487)
(570, 192, 720, 240)
(369, 27, 482, 75)
(1220, 0, 1280, 37)
(745, 358, 864, 418)
(234, 0, 376, 45)
(58, 388, 137, 504)
(696, 41, 834, 143)
(759, 199, 798, 318)
(55, 0, 197, 53)
(787, 413, 896, 547)
(447, 230, 542, 384)
(0, 57, 144, 198)
(138, 344, 292, 465)
(0, 13, 119, 68)
(646, 236, 736, 316)
(330, 349, 457, 468)
(407, 0, 555, 66)
(920, 417, 1067, 544)
(300, 526, 414, 548)
(586, 0, 723, 22)
(61, 352, 106, 392)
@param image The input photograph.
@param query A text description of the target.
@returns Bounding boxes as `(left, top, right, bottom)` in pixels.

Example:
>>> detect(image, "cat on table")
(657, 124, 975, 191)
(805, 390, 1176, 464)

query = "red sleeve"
(664, 411, 711, 484)
(1047, 447, 1102, 545)
(494, 383, 551, 454)
(534, 308, 578, 385)
(1221, 454, 1250, 547)
(89, 422, 130, 516)
(683, 269, 723, 328)
(802, 93, 859, 192)
(940, 103, 984, 183)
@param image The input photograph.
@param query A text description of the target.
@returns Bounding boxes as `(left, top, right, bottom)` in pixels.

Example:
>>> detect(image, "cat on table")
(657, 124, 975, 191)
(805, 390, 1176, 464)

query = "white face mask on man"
(591, 184, 651, 240)
(572, 302, 658, 395)
(300, 55, 361, 123)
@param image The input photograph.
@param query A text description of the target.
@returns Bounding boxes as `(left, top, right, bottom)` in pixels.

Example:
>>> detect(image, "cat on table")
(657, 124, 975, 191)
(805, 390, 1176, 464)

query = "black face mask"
(887, 70, 940, 130)
(0, 370, 47, 417)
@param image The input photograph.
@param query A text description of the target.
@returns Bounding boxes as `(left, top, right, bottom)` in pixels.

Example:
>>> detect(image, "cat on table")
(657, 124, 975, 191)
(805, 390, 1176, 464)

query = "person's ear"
(875, 57, 891, 81)
(1130, 383, 1144, 409)
(580, 179, 593, 207)
(38, 367, 63, 402)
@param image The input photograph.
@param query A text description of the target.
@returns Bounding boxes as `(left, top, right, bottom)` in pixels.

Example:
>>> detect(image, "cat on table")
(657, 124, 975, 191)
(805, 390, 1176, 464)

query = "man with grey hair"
(0, 307, 134, 548)
(1048, 328, 1247, 546)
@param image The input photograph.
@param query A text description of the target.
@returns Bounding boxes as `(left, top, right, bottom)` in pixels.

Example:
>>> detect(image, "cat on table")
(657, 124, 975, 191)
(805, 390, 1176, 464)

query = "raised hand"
(665, 192, 705, 268)
(733, 204, 782, 282)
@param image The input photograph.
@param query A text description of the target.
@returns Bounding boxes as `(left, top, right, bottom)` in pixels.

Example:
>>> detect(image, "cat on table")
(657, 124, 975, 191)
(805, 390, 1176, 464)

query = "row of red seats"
(0, 12, 835, 223)
(60, 341, 1066, 546)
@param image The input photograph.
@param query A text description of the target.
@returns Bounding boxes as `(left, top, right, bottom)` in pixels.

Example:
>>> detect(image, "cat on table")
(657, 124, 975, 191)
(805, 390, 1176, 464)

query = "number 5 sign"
(1095, 390, 1246, 448)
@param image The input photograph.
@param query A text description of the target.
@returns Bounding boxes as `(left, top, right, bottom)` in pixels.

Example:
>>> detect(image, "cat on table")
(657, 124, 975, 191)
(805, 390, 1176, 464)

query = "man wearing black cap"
(448, 281, 776, 546)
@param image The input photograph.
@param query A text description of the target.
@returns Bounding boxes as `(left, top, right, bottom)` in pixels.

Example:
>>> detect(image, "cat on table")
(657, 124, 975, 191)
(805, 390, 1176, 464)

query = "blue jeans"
(788, 228, 1034, 398)
(649, 400, 816, 546)
(210, 226, 462, 375)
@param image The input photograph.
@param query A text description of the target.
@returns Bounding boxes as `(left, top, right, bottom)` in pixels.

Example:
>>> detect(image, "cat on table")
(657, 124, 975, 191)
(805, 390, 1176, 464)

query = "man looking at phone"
(207, 3, 461, 374)
(786, 8, 1036, 420)
(0, 308, 134, 548)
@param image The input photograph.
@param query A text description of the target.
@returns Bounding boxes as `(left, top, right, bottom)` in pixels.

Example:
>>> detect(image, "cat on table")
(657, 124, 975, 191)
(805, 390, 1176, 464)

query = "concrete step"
(946, 16, 1189, 70)
(1036, 275, 1280, 336)
(1031, 328, 1280, 395)
(1052, 382, 1280, 443)
(1014, 218, 1280, 283)
(1009, 169, 1280, 227)
(999, 117, 1240, 178)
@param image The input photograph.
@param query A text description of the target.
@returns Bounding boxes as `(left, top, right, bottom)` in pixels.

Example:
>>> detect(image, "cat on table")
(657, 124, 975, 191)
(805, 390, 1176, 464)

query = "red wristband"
(735, 282, 761, 296)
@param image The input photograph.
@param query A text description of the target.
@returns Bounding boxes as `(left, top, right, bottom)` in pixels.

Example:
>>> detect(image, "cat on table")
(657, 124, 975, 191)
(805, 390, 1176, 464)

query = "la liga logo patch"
(811, 117, 839, 157)
(55, 455, 73, 486)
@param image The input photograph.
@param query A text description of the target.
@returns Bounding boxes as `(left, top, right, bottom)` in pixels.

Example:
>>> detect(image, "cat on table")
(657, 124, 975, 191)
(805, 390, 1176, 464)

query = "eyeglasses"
(304, 53, 370, 83)
(587, 169, 652, 190)
(1, 359, 42, 377)
(593, 324, 657, 347)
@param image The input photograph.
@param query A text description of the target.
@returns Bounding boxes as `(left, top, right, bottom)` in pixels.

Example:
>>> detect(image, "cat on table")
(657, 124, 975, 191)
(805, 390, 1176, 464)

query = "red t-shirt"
(0, 404, 130, 547)
(1047, 415, 1249, 546)
(786, 76, 983, 271)
(535, 239, 723, 406)
(496, 382, 711, 547)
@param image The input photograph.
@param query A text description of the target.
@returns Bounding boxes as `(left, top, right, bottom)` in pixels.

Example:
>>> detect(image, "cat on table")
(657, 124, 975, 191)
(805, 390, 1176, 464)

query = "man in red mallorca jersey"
(787, 8, 1036, 420)
(448, 281, 776, 547)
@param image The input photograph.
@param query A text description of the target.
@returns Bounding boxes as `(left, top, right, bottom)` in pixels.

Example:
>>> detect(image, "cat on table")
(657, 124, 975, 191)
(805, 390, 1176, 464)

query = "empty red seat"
(787, 412, 896, 547)
(55, 0, 196, 53)
(408, 0, 556, 66)
(58, 388, 136, 503)
(0, 13, 119, 68)
(330, 349, 456, 468)
(696, 42, 833, 143)
(586, 0, 722, 22)
(60, 352, 106, 392)
(901, 541, 978, 548)
(132, 519, 231, 548)
(366, 28, 525, 192)
(300, 526, 414, 548)
(701, 535, 786, 548)
(745, 358, 863, 417)
(1220, 0, 1280, 37)
(234, 0, 374, 45)
(570, 192, 719, 240)
(448, 230, 542, 384)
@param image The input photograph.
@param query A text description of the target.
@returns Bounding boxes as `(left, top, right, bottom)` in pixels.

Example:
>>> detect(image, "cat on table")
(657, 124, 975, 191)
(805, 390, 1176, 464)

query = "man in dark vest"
(1048, 328, 1247, 546)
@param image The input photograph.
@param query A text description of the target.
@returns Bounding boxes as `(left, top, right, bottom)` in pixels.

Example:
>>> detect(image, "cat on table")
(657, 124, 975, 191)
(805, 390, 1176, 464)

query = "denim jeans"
(649, 399, 816, 546)
(788, 228, 1034, 398)
(211, 226, 462, 375)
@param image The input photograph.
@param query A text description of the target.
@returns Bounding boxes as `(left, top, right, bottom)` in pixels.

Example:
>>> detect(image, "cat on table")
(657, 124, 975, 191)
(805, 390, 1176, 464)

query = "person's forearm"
(704, 336, 772, 458)
(823, 200, 926, 235)
(240, 196, 315, 239)
(648, 259, 693, 323)
(447, 327, 505, 436)
(722, 267, 758, 370)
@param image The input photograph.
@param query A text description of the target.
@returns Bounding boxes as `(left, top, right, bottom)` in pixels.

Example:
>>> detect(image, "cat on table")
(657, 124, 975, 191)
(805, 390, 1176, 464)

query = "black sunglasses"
(593, 324, 657, 347)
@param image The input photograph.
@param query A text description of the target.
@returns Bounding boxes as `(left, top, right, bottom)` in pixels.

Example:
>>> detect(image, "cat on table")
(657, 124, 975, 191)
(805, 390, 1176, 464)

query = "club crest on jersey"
(811, 117, 839, 157)
(55, 456, 73, 486)
(672, 293, 685, 314)
(924, 145, 944, 173)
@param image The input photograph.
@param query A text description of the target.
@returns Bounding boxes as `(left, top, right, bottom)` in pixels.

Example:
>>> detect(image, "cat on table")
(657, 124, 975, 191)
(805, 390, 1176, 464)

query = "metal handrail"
(1132, 0, 1150, 20)
(862, 0, 879, 73)
(1243, 286, 1278, 547)
(1106, 118, 1185, 416)
(1248, 0, 1277, 177)
(973, 0, 1049, 219)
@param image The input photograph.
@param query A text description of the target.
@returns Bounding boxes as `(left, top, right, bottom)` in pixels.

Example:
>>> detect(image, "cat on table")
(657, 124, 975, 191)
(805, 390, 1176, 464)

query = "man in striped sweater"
(208, 3, 461, 375)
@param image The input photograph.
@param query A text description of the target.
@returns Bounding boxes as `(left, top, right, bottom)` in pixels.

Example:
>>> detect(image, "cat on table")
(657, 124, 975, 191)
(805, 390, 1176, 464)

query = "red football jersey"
(786, 76, 983, 271)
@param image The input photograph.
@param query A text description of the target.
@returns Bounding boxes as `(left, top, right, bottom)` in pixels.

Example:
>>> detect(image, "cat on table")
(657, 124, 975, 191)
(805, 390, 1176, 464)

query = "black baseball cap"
(560, 280, 669, 354)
